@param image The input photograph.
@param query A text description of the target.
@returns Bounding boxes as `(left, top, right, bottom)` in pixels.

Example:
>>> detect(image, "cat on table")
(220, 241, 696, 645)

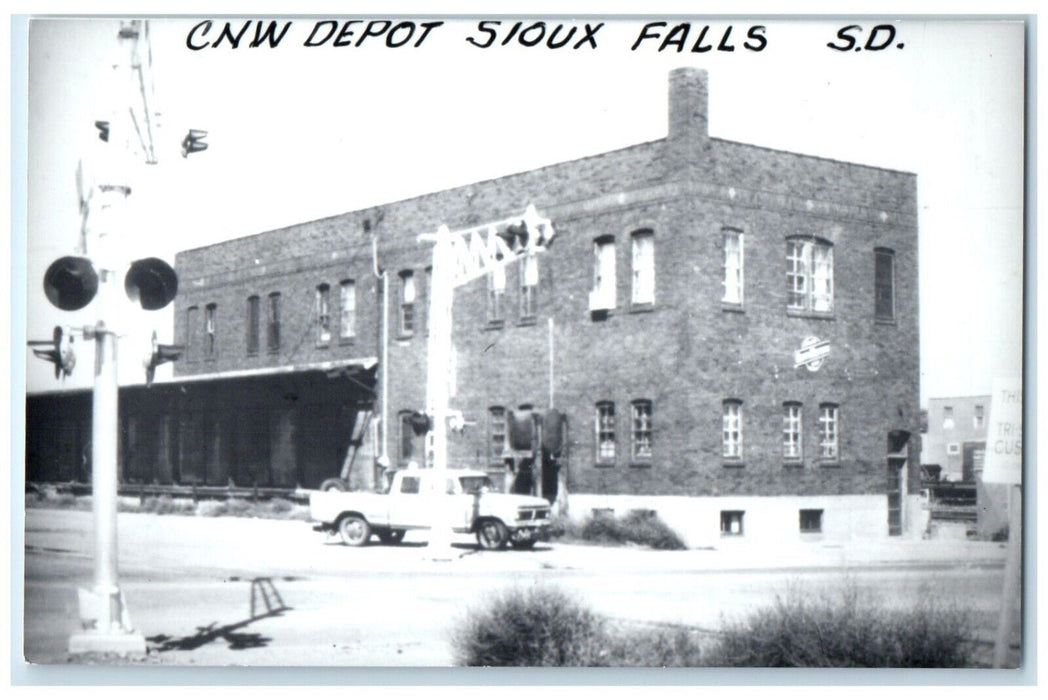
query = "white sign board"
(982, 377, 1022, 485)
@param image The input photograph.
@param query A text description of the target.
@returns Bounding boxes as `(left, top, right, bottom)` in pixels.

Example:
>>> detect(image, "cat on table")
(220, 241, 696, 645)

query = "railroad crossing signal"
(27, 326, 76, 380)
(144, 330, 184, 386)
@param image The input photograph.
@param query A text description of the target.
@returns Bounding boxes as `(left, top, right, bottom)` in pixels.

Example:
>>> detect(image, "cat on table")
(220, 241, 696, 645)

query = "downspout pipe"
(370, 223, 390, 468)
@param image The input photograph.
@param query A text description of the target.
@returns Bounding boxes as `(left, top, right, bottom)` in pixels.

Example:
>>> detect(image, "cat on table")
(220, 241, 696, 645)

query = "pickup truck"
(309, 468, 552, 550)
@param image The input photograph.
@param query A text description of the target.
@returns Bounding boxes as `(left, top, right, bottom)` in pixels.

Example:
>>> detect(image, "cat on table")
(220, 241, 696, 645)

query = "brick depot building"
(28, 69, 921, 546)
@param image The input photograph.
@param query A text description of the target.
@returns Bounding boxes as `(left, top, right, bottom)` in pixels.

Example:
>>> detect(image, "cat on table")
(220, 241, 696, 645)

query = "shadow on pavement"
(147, 577, 291, 653)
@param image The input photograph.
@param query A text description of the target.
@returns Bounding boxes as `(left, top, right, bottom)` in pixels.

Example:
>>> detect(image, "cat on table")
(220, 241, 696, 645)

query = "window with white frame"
(819, 403, 839, 461)
(874, 248, 895, 320)
(315, 284, 331, 346)
(631, 400, 652, 462)
(974, 404, 985, 430)
(722, 228, 744, 305)
(246, 295, 260, 355)
(946, 442, 961, 455)
(204, 303, 217, 359)
(783, 402, 803, 462)
(591, 236, 616, 311)
(595, 401, 616, 464)
(487, 266, 505, 324)
(399, 271, 415, 336)
(631, 229, 655, 305)
(787, 238, 834, 313)
(720, 510, 744, 536)
(340, 279, 356, 341)
(723, 400, 743, 461)
(520, 254, 538, 319)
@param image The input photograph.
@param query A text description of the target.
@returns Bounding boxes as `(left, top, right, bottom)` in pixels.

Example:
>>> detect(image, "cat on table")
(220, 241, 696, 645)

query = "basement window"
(800, 509, 823, 534)
(720, 510, 744, 536)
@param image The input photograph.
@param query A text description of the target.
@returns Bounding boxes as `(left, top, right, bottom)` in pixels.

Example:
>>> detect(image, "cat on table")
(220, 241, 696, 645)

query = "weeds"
(571, 511, 686, 550)
(706, 581, 975, 667)
(26, 489, 310, 521)
(453, 584, 703, 667)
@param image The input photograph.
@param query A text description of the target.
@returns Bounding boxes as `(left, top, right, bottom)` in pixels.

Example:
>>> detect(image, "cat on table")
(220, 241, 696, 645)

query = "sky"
(21, 16, 1026, 403)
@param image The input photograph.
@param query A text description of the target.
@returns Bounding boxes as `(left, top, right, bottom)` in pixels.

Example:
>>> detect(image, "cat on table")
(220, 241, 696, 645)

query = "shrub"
(138, 496, 196, 516)
(577, 511, 686, 550)
(453, 586, 607, 666)
(706, 581, 974, 668)
(453, 585, 704, 667)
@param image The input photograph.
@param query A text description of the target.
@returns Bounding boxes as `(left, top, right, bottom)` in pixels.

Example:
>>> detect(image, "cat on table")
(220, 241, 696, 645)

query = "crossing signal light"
(181, 129, 208, 157)
(44, 256, 99, 311)
(94, 120, 110, 142)
(28, 326, 76, 380)
(125, 257, 178, 310)
(144, 331, 183, 386)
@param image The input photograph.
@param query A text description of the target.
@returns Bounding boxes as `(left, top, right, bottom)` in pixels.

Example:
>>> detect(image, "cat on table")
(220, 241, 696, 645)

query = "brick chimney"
(665, 68, 711, 176)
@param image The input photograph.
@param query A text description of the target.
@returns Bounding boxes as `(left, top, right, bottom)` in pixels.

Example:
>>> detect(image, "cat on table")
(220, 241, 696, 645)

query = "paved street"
(22, 508, 1015, 667)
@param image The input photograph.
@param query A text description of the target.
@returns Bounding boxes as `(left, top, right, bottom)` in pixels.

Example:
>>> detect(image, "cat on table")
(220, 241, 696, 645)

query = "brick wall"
(172, 68, 920, 501)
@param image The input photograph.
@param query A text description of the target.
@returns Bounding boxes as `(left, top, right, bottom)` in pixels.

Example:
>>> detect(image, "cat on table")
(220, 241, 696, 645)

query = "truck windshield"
(459, 476, 494, 494)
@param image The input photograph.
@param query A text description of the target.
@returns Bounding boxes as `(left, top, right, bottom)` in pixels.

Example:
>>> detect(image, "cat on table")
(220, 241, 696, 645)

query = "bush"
(706, 581, 974, 668)
(577, 511, 686, 550)
(137, 496, 196, 516)
(453, 586, 606, 666)
(453, 584, 704, 667)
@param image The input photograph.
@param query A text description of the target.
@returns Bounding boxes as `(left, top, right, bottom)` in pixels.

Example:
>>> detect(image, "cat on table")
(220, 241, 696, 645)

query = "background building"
(28, 68, 922, 546)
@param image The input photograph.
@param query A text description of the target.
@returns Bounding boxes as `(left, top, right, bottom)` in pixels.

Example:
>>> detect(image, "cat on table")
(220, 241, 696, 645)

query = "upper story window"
(722, 228, 744, 306)
(267, 292, 281, 353)
(315, 284, 331, 346)
(246, 295, 260, 355)
(942, 406, 955, 430)
(631, 229, 655, 305)
(631, 399, 653, 463)
(487, 266, 506, 325)
(723, 400, 743, 462)
(787, 238, 834, 314)
(185, 306, 199, 362)
(488, 406, 507, 464)
(520, 254, 538, 320)
(819, 403, 840, 462)
(974, 404, 985, 430)
(595, 401, 616, 464)
(399, 270, 416, 337)
(340, 279, 356, 341)
(783, 402, 803, 462)
(874, 248, 896, 321)
(204, 303, 217, 359)
(591, 235, 616, 312)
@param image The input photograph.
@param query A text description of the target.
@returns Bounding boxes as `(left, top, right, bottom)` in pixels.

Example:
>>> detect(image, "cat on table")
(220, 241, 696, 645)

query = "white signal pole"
(67, 20, 166, 656)
(418, 206, 554, 559)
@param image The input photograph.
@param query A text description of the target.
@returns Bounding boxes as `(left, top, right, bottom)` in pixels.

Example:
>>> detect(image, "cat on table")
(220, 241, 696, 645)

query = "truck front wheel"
(338, 514, 371, 546)
(476, 519, 509, 550)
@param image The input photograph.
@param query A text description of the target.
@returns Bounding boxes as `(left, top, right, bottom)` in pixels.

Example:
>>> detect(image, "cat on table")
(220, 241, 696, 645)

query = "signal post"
(34, 20, 202, 656)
